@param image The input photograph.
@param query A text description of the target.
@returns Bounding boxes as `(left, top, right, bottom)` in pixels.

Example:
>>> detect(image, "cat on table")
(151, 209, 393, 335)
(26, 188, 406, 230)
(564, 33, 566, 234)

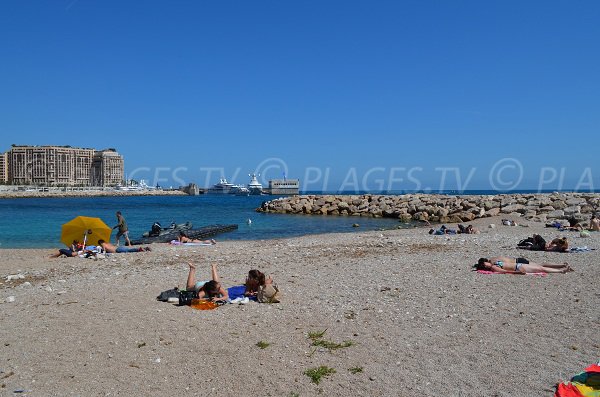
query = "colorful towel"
(476, 270, 547, 276)
(227, 285, 257, 301)
(555, 363, 600, 397)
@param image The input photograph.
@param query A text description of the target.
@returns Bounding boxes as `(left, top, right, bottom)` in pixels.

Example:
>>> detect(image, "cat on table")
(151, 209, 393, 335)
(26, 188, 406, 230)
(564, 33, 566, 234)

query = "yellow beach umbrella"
(61, 216, 112, 247)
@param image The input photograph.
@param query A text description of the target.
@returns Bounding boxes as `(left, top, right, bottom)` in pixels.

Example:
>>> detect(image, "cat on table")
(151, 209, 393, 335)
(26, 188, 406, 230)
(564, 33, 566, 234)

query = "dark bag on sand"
(517, 237, 535, 248)
(517, 235, 546, 251)
(532, 234, 547, 251)
(156, 287, 180, 302)
(178, 290, 197, 306)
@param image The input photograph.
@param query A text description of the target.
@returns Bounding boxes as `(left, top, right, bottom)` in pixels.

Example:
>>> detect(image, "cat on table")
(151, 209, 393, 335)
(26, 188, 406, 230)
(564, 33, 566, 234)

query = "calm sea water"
(2, 189, 594, 249)
(0, 195, 404, 248)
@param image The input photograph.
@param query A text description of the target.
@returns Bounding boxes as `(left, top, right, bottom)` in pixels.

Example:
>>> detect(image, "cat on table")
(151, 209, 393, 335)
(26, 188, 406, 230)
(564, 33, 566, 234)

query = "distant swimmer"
(247, 219, 252, 225)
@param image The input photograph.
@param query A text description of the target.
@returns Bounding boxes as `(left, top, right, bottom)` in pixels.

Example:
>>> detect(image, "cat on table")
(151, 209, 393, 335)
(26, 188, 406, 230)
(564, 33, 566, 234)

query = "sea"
(0, 190, 592, 248)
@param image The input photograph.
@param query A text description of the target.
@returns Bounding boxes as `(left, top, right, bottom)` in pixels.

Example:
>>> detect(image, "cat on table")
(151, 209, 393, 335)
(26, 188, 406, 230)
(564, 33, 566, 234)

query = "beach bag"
(178, 290, 197, 306)
(156, 287, 180, 302)
(532, 234, 547, 251)
(517, 237, 535, 248)
(257, 284, 281, 303)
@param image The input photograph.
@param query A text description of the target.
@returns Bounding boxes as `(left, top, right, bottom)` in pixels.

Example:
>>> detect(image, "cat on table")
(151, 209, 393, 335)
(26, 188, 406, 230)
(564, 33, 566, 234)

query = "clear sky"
(1, 1, 599, 192)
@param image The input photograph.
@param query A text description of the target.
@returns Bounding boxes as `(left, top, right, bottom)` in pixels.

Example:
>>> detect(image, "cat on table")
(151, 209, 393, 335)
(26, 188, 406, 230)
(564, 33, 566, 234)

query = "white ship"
(207, 178, 246, 194)
(115, 179, 157, 191)
(247, 173, 264, 195)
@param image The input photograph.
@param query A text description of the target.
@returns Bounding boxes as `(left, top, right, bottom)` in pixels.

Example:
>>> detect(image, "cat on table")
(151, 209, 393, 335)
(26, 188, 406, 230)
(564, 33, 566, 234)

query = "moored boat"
(207, 178, 245, 194)
(247, 173, 264, 195)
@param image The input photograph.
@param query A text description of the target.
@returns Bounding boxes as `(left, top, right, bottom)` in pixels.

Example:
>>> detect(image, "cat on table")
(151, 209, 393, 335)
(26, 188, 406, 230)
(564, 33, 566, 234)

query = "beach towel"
(476, 270, 546, 276)
(169, 240, 213, 246)
(227, 285, 257, 301)
(555, 363, 600, 397)
(190, 299, 218, 310)
(569, 246, 595, 253)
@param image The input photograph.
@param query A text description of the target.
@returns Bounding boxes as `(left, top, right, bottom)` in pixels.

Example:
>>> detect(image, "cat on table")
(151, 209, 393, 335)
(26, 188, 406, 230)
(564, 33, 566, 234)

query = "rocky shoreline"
(257, 193, 600, 224)
(0, 189, 187, 199)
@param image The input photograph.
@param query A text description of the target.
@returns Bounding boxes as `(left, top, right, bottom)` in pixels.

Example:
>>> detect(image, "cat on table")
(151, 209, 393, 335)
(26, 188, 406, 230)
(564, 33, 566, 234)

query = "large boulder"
(546, 210, 565, 219)
(501, 204, 525, 214)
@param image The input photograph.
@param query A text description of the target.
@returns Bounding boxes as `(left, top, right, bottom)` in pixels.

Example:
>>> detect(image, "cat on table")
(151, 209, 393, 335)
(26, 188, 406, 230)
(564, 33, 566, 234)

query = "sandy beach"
(1, 215, 598, 396)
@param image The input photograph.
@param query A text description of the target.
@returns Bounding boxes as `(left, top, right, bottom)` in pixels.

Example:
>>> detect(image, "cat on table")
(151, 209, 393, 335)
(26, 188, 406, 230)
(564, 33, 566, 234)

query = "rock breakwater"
(256, 193, 600, 224)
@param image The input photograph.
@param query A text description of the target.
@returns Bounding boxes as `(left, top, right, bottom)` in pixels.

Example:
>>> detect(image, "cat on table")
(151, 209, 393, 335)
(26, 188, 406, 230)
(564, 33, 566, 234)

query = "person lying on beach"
(98, 240, 151, 253)
(457, 224, 479, 234)
(546, 219, 583, 232)
(475, 257, 573, 274)
(429, 225, 456, 235)
(50, 240, 84, 258)
(546, 237, 569, 252)
(185, 262, 229, 302)
(517, 234, 569, 252)
(172, 232, 216, 245)
(244, 269, 274, 297)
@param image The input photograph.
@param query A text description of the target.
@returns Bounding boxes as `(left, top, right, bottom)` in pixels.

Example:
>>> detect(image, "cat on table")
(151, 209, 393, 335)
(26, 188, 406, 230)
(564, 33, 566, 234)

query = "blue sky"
(1, 1, 599, 192)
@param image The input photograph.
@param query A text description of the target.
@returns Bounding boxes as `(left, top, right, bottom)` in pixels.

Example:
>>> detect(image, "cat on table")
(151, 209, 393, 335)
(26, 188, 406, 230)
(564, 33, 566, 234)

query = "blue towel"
(569, 246, 595, 252)
(227, 285, 257, 301)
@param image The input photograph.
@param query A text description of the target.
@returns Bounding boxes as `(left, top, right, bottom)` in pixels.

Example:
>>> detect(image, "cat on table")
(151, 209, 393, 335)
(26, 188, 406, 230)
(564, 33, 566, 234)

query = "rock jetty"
(256, 193, 600, 224)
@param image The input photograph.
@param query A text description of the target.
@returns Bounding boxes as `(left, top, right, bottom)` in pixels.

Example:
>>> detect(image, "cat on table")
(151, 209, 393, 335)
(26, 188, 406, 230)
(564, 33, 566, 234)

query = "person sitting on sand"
(185, 262, 229, 302)
(545, 237, 569, 252)
(244, 269, 274, 297)
(98, 240, 151, 253)
(50, 240, 84, 258)
(429, 225, 456, 235)
(589, 215, 600, 232)
(175, 232, 216, 245)
(475, 257, 573, 274)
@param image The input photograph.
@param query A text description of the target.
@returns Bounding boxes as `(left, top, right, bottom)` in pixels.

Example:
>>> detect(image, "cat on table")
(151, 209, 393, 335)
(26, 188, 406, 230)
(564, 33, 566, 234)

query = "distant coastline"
(0, 189, 187, 199)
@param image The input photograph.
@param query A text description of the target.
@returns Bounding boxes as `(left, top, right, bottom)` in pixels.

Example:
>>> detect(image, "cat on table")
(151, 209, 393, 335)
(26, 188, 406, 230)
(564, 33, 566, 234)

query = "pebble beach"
(1, 215, 598, 396)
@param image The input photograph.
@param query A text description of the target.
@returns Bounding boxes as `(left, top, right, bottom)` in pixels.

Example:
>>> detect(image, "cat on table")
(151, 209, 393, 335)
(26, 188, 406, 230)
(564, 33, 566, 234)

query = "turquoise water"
(0, 195, 404, 248)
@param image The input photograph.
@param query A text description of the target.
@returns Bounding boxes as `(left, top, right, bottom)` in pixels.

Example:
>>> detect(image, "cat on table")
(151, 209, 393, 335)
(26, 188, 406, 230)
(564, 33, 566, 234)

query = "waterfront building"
(0, 152, 7, 183)
(6, 145, 124, 187)
(267, 178, 300, 195)
(92, 149, 125, 187)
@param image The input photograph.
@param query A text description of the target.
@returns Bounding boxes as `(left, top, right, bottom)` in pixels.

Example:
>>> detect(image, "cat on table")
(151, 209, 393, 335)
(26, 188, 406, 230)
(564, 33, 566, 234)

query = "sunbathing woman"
(244, 269, 274, 297)
(475, 257, 573, 274)
(546, 237, 569, 252)
(185, 262, 228, 302)
(176, 232, 216, 245)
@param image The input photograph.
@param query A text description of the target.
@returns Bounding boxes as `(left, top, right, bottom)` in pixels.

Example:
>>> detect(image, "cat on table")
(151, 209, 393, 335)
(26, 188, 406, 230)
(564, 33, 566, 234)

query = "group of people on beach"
(184, 262, 277, 303)
(51, 211, 216, 258)
(430, 214, 599, 275)
(428, 224, 480, 235)
(473, 214, 600, 274)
